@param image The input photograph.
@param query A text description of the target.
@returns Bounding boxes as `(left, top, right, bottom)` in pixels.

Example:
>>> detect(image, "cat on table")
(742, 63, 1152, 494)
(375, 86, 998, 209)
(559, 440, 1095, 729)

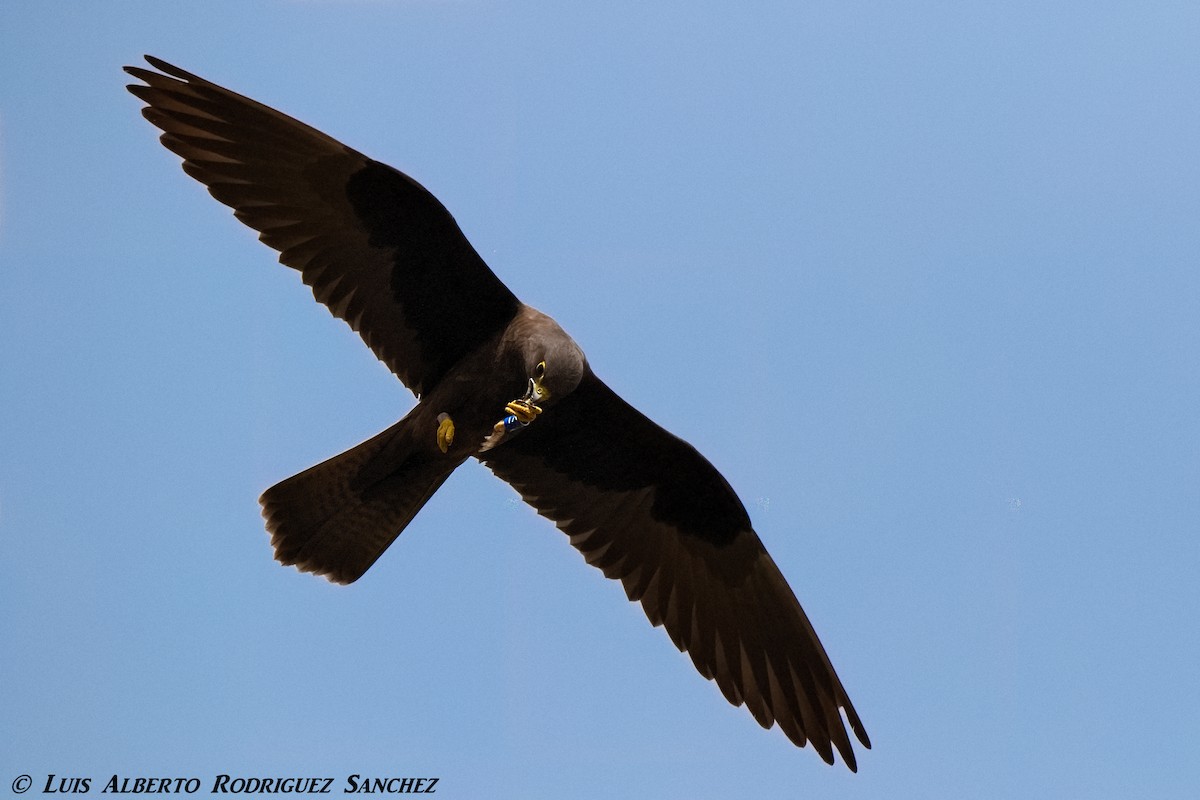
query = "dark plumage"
(125, 56, 870, 769)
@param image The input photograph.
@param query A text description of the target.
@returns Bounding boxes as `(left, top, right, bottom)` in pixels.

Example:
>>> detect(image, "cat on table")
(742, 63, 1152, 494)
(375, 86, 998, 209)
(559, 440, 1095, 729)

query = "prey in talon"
(493, 362, 548, 438)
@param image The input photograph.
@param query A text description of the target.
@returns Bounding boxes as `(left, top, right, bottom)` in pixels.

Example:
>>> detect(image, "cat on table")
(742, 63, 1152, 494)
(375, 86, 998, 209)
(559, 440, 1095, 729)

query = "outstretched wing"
(125, 56, 520, 397)
(481, 371, 870, 770)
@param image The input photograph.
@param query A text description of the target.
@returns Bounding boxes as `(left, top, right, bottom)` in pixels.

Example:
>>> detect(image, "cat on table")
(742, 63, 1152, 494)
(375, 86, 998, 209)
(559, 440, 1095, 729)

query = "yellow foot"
(436, 413, 455, 454)
(505, 399, 542, 424)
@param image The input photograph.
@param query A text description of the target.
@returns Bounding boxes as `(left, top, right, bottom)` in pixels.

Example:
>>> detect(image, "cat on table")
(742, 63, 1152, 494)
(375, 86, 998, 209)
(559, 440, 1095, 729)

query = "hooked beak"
(523, 376, 550, 404)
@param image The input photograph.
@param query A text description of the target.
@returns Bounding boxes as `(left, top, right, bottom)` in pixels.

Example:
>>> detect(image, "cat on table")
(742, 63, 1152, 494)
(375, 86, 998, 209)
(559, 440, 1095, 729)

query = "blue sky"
(2, 2, 1198, 798)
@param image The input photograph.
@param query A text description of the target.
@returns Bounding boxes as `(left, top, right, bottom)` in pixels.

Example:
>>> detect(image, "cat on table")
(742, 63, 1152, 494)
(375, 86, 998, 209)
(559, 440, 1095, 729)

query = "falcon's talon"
(505, 399, 542, 424)
(436, 413, 455, 454)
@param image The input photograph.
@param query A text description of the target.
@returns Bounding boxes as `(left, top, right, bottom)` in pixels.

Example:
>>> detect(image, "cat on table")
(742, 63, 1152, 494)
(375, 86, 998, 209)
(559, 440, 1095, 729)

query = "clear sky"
(2, 3, 1198, 798)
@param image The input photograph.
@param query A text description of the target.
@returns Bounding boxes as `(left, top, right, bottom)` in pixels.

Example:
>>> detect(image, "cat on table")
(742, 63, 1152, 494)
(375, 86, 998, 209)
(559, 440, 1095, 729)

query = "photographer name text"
(15, 775, 438, 795)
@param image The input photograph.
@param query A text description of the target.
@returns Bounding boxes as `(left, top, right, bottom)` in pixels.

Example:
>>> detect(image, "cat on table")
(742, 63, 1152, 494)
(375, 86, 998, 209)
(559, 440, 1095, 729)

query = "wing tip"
(124, 55, 180, 84)
(141, 55, 198, 82)
(826, 699, 869, 771)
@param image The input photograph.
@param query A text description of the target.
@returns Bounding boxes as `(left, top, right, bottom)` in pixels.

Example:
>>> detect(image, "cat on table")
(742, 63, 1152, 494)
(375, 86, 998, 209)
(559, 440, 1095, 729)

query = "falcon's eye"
(534, 361, 546, 380)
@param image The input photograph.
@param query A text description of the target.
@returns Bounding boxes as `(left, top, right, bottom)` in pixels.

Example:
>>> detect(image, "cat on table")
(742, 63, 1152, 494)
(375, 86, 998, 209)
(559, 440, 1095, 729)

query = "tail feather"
(260, 417, 461, 584)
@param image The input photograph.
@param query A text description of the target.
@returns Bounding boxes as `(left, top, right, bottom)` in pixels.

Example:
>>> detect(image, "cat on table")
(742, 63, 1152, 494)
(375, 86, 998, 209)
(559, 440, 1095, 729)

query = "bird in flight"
(125, 56, 870, 769)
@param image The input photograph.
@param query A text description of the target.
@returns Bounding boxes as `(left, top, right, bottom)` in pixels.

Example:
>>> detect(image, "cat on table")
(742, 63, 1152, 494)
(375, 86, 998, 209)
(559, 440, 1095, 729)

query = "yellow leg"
(436, 413, 455, 454)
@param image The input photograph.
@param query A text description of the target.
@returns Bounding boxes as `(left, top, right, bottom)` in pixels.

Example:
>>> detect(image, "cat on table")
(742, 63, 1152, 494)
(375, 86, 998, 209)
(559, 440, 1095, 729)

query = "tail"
(259, 414, 463, 584)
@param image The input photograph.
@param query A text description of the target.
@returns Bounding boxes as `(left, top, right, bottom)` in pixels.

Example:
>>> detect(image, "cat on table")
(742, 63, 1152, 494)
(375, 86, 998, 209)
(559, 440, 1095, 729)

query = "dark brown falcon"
(125, 56, 870, 769)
